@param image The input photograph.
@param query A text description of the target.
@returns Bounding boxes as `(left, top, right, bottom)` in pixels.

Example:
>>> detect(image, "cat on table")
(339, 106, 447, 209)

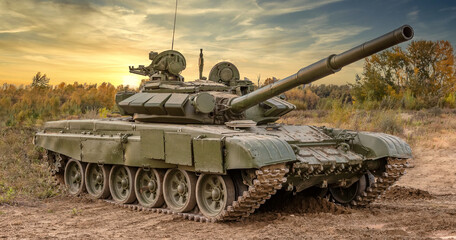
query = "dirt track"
(1, 189, 455, 239)
(1, 136, 456, 239)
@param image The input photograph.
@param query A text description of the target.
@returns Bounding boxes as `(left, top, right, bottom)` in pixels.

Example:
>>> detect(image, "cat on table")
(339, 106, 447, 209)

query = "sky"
(1, 0, 455, 88)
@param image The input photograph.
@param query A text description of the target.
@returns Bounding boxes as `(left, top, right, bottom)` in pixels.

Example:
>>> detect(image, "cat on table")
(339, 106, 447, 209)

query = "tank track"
(44, 151, 65, 185)
(351, 157, 408, 206)
(44, 151, 289, 222)
(45, 151, 407, 222)
(103, 163, 289, 223)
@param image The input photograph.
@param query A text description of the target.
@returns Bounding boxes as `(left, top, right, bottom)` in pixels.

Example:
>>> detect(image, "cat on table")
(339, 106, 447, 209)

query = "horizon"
(1, 0, 455, 88)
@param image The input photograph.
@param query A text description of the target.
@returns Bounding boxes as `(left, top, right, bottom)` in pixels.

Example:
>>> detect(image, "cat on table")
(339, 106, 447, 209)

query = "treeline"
(282, 85, 352, 110)
(266, 40, 456, 110)
(0, 77, 133, 126)
(1, 40, 455, 126)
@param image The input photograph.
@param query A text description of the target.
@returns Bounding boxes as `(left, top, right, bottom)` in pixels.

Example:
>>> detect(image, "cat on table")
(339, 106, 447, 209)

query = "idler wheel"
(64, 159, 86, 196)
(163, 169, 197, 213)
(109, 165, 137, 204)
(85, 163, 111, 199)
(196, 174, 235, 218)
(135, 168, 165, 208)
(231, 170, 249, 199)
(329, 175, 367, 204)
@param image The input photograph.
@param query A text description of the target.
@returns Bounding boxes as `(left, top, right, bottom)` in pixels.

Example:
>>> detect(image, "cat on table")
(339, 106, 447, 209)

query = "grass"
(280, 108, 456, 149)
(0, 127, 59, 205)
(0, 184, 16, 203)
(0, 110, 111, 204)
(71, 208, 80, 216)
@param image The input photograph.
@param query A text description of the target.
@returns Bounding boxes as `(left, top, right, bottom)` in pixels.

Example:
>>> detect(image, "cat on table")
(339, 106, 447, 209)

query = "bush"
(0, 183, 16, 204)
(0, 127, 59, 204)
(375, 111, 404, 135)
(287, 100, 307, 110)
(401, 90, 418, 110)
(325, 101, 353, 127)
(428, 107, 443, 117)
(442, 92, 456, 108)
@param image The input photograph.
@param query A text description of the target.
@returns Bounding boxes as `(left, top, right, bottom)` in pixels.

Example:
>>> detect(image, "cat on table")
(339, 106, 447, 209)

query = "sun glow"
(121, 75, 142, 88)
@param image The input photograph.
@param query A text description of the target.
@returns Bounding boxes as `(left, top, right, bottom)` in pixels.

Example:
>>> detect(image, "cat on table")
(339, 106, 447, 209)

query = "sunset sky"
(1, 0, 455, 87)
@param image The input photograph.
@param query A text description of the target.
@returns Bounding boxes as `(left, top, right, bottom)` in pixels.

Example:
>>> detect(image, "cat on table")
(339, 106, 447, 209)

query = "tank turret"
(117, 25, 414, 125)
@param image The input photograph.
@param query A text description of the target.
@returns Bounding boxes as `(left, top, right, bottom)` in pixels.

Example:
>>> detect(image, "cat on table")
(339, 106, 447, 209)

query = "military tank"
(35, 25, 414, 222)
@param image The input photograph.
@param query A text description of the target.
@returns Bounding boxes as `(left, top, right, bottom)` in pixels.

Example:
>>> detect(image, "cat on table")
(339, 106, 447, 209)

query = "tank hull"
(36, 119, 411, 168)
(36, 119, 411, 221)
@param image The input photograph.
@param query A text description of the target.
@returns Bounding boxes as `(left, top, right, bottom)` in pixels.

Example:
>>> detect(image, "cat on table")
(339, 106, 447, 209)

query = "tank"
(35, 25, 414, 222)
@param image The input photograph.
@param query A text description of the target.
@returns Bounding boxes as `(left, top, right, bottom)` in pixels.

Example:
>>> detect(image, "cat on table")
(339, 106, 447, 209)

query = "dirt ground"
(1, 133, 456, 239)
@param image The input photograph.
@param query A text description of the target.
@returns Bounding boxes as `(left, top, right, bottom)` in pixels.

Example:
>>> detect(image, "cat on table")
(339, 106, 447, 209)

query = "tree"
(407, 40, 456, 104)
(352, 40, 456, 108)
(31, 72, 50, 88)
(263, 77, 278, 86)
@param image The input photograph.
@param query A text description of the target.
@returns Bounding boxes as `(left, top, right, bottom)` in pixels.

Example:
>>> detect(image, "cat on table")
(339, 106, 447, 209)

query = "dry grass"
(280, 108, 456, 149)
(0, 127, 59, 204)
(0, 111, 111, 204)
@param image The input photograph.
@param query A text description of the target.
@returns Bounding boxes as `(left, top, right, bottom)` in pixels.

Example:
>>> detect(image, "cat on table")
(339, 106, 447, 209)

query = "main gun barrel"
(229, 25, 414, 113)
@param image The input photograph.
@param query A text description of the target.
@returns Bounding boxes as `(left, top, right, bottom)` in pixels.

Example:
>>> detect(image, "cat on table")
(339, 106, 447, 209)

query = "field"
(1, 110, 456, 239)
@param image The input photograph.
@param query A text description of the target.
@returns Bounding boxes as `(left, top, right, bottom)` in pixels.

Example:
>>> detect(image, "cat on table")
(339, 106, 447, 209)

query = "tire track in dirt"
(1, 189, 455, 239)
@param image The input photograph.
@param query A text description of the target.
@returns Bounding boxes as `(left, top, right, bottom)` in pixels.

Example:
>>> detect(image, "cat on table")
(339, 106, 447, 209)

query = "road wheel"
(64, 159, 86, 196)
(329, 175, 367, 204)
(135, 168, 165, 208)
(231, 170, 248, 199)
(196, 174, 235, 218)
(109, 165, 137, 204)
(85, 163, 111, 199)
(163, 169, 197, 213)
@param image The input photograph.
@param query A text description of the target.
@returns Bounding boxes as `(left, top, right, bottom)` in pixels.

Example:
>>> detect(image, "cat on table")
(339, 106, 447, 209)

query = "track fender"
(352, 132, 412, 159)
(224, 135, 296, 169)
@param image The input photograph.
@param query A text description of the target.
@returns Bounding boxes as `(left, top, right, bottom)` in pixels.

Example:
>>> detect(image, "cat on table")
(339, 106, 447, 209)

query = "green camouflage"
(36, 25, 414, 222)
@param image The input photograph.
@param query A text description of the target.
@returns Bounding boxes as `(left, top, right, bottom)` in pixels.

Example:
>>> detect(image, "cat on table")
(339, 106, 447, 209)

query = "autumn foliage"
(0, 81, 129, 127)
(352, 40, 456, 109)
(263, 40, 456, 110)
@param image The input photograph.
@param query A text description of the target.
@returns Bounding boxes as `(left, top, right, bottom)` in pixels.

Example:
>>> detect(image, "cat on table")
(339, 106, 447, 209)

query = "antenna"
(171, 0, 178, 50)
(198, 49, 204, 79)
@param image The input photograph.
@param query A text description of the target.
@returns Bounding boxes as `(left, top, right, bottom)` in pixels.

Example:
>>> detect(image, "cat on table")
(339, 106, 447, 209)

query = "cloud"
(0, 26, 33, 33)
(407, 10, 419, 21)
(309, 26, 371, 47)
(256, 0, 343, 15)
(439, 7, 456, 12)
(24, 55, 50, 62)
(0, 0, 380, 86)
